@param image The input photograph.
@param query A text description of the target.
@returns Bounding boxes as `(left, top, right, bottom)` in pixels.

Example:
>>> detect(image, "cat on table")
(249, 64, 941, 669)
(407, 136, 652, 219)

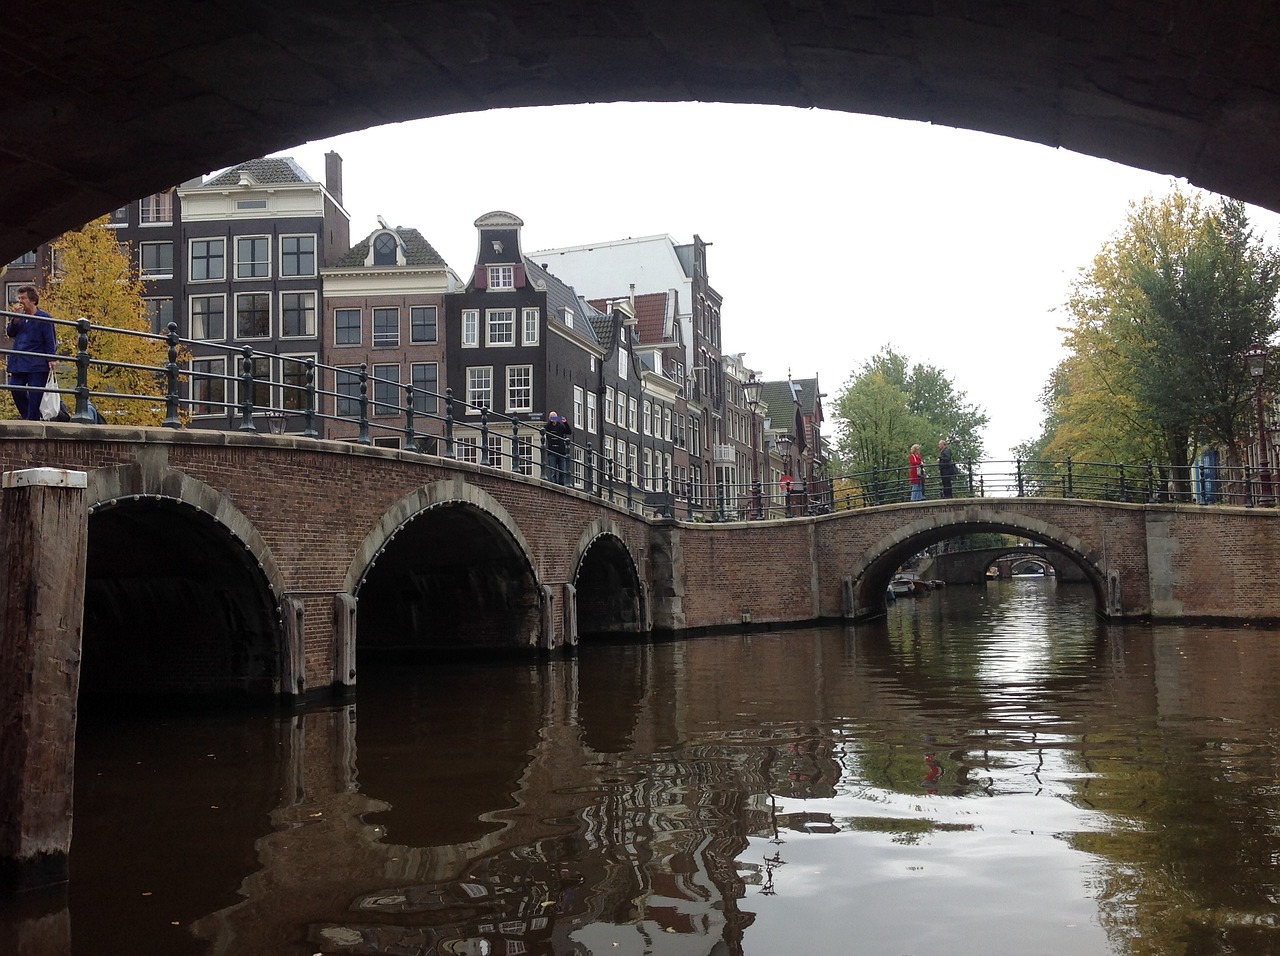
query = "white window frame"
(143, 297, 173, 334)
(664, 406, 672, 441)
(139, 191, 173, 225)
(189, 294, 226, 342)
(522, 307, 539, 345)
(279, 234, 317, 278)
(371, 363, 400, 417)
(280, 290, 317, 338)
(616, 389, 626, 426)
(487, 264, 515, 289)
(189, 238, 225, 282)
(235, 235, 271, 280)
(506, 365, 533, 413)
(618, 347, 628, 380)
(466, 366, 492, 413)
(486, 308, 515, 347)
(334, 307, 361, 347)
(411, 305, 438, 344)
(627, 397, 637, 432)
(604, 385, 615, 424)
(234, 291, 271, 340)
(586, 391, 597, 433)
(280, 352, 315, 412)
(372, 307, 400, 348)
(462, 309, 479, 347)
(643, 400, 652, 436)
(411, 362, 439, 415)
(139, 241, 173, 279)
(189, 356, 226, 417)
(573, 385, 584, 429)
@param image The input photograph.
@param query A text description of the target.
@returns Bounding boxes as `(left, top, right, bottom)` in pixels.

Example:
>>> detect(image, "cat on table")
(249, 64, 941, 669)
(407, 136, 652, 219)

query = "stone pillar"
(0, 468, 89, 895)
(332, 592, 357, 693)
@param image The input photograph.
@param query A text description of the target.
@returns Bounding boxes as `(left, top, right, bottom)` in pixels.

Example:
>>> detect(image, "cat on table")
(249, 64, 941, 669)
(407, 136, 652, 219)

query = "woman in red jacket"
(909, 443, 925, 501)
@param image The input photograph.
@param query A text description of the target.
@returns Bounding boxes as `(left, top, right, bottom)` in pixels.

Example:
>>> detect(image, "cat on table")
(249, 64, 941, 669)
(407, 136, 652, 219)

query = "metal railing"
(2, 314, 1268, 514)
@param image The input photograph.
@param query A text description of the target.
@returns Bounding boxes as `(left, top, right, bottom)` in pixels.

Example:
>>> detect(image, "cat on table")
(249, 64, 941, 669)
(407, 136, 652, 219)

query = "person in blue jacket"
(6, 284, 58, 420)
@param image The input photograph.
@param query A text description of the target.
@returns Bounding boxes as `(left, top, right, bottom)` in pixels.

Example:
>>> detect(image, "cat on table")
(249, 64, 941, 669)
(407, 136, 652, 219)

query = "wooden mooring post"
(0, 468, 88, 897)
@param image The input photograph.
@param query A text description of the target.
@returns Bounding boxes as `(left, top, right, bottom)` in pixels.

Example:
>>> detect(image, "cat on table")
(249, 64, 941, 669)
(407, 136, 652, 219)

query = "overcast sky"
(269, 102, 1280, 460)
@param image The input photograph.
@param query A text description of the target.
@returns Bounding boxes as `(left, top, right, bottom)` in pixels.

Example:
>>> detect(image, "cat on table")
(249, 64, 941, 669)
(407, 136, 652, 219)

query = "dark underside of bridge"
(4, 1, 1280, 259)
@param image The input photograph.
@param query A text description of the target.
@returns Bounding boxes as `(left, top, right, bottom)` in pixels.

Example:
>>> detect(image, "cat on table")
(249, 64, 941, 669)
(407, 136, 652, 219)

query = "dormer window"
(373, 232, 397, 266)
(487, 265, 514, 289)
(563, 307, 574, 329)
(491, 240, 504, 254)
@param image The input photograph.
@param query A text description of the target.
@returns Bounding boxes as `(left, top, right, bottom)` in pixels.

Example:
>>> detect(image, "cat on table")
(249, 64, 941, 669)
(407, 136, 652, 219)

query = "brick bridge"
(931, 546, 1091, 583)
(6, 424, 1280, 890)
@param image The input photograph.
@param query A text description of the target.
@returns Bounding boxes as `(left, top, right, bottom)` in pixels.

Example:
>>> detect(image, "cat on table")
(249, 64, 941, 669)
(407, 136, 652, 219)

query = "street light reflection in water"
(6, 579, 1280, 954)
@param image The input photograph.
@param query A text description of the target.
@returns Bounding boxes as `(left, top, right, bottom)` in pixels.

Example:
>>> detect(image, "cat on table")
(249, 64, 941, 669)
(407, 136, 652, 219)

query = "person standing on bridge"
(937, 438, 957, 498)
(909, 443, 926, 501)
(544, 410, 573, 486)
(6, 285, 57, 421)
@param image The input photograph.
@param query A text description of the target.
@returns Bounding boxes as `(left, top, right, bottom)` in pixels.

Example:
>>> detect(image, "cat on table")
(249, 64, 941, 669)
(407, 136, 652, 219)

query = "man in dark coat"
(937, 438, 957, 498)
(544, 410, 573, 486)
(6, 285, 58, 420)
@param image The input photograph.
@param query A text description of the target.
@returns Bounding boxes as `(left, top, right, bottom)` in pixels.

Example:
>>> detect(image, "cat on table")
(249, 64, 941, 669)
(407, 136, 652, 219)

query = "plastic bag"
(39, 374, 61, 421)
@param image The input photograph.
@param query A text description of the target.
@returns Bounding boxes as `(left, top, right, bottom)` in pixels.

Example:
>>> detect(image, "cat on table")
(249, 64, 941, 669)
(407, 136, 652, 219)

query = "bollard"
(0, 468, 89, 896)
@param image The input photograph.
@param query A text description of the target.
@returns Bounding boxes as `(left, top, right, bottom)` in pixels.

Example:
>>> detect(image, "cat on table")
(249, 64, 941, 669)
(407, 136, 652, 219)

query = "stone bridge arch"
(346, 478, 545, 659)
(82, 461, 289, 699)
(847, 506, 1112, 621)
(570, 519, 647, 641)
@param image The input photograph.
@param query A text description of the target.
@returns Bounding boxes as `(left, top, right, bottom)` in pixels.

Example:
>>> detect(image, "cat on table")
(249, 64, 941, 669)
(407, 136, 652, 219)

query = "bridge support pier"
(0, 468, 89, 897)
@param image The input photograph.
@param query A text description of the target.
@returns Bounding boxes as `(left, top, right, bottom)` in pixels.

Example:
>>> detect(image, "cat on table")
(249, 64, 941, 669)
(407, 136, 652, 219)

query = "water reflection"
(4, 579, 1280, 953)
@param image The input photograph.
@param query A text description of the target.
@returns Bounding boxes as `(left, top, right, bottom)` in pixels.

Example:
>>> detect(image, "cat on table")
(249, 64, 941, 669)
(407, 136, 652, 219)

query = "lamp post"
(776, 433, 794, 516)
(1246, 343, 1271, 505)
(743, 373, 763, 518)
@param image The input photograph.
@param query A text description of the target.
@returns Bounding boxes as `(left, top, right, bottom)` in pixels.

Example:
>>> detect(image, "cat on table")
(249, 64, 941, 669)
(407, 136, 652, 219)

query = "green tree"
(39, 216, 185, 425)
(832, 346, 988, 480)
(1032, 187, 1280, 482)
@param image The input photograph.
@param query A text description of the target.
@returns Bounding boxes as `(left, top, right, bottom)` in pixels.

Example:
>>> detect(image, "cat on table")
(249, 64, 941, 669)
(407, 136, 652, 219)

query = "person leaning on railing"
(6, 284, 57, 421)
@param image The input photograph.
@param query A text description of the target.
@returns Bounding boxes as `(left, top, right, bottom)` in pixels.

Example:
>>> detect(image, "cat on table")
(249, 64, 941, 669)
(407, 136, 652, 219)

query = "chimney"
(629, 282, 635, 306)
(325, 151, 344, 207)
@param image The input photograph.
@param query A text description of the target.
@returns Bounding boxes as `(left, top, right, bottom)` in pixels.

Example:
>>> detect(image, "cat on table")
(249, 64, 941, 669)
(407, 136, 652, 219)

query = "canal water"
(5, 578, 1280, 955)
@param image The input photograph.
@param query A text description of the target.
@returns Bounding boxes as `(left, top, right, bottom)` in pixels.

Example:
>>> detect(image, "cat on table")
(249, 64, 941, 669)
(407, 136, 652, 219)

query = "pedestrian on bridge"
(937, 438, 957, 498)
(909, 444, 925, 501)
(545, 410, 572, 486)
(6, 285, 57, 421)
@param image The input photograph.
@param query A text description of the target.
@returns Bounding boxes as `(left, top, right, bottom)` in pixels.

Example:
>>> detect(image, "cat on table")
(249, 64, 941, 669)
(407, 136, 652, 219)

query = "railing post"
(356, 364, 371, 445)
(1245, 462, 1255, 507)
(239, 346, 257, 432)
(511, 418, 521, 473)
(718, 481, 726, 521)
(71, 317, 92, 423)
(686, 478, 694, 519)
(301, 359, 319, 438)
(479, 407, 491, 465)
(586, 441, 595, 495)
(1016, 458, 1024, 497)
(966, 459, 974, 497)
(1146, 459, 1156, 502)
(626, 465, 634, 511)
(162, 321, 181, 428)
(1119, 464, 1128, 502)
(1066, 457, 1073, 498)
(443, 387, 455, 458)
(403, 383, 419, 453)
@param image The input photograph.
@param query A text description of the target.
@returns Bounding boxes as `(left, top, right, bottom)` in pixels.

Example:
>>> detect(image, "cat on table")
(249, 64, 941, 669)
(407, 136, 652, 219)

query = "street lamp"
(1246, 343, 1271, 505)
(743, 373, 763, 518)
(776, 433, 794, 516)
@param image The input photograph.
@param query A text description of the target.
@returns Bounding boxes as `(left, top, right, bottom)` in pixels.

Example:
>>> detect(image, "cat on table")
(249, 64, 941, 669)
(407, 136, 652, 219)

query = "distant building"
(322, 223, 460, 446)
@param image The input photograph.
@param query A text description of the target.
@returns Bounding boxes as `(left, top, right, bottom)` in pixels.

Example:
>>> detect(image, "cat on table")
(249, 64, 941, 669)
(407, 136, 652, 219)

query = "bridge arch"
(571, 519, 646, 640)
(848, 507, 1110, 620)
(349, 478, 543, 654)
(82, 463, 285, 700)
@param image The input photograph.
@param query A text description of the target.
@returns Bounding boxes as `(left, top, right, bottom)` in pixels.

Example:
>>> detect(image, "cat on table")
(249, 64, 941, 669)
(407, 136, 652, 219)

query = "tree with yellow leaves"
(38, 216, 187, 425)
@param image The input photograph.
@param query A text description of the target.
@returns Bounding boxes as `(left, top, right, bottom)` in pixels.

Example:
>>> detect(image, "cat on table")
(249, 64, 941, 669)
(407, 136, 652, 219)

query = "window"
(616, 389, 626, 426)
(335, 367, 360, 417)
(189, 357, 225, 416)
(280, 235, 316, 277)
(514, 435, 534, 476)
(411, 362, 438, 414)
(466, 366, 492, 411)
(456, 436, 479, 464)
(108, 206, 128, 227)
(644, 449, 652, 490)
(235, 236, 270, 279)
(281, 292, 316, 337)
(462, 309, 479, 347)
(372, 363, 399, 417)
(189, 295, 225, 340)
(235, 292, 270, 339)
(486, 309, 514, 346)
(615, 442, 626, 479)
(372, 232, 397, 266)
(563, 308, 574, 329)
(487, 264, 514, 289)
(628, 443, 637, 482)
(190, 238, 225, 281)
(618, 347, 628, 380)
(587, 392, 597, 433)
(411, 306, 438, 343)
(603, 436, 614, 476)
(235, 199, 267, 211)
(507, 365, 532, 412)
(643, 400, 652, 436)
(334, 308, 360, 346)
(488, 434, 504, 468)
(140, 191, 173, 224)
(140, 241, 173, 278)
(627, 397, 637, 432)
(373, 307, 399, 348)
(281, 355, 312, 411)
(144, 298, 173, 334)
(605, 386, 615, 424)
(664, 406, 672, 441)
(239, 355, 272, 410)
(522, 308, 539, 345)
(573, 386, 584, 429)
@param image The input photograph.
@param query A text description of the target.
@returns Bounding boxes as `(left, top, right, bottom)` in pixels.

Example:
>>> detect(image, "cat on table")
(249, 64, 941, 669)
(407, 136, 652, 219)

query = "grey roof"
(585, 299, 614, 349)
(334, 226, 449, 268)
(203, 156, 315, 187)
(759, 380, 797, 424)
(524, 258, 601, 348)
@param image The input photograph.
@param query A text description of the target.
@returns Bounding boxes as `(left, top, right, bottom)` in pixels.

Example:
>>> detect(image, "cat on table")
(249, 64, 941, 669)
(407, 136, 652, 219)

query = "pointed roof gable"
(335, 226, 449, 268)
(203, 156, 314, 187)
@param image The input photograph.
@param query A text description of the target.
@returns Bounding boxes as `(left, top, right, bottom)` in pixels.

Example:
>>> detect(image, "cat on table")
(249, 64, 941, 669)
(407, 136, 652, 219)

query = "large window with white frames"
(466, 366, 492, 411)
(487, 309, 514, 346)
(189, 295, 225, 341)
(281, 292, 317, 338)
(522, 308, 539, 345)
(280, 235, 316, 277)
(189, 238, 225, 281)
(506, 365, 533, 413)
(235, 236, 270, 279)
(462, 310, 479, 347)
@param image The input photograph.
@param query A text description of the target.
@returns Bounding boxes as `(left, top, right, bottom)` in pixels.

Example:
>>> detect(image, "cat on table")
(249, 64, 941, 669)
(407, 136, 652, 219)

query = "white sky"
(269, 101, 1280, 460)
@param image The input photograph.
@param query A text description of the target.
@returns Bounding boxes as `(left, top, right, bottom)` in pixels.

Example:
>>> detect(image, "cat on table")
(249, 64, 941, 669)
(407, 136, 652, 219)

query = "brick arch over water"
(4, 2, 1280, 260)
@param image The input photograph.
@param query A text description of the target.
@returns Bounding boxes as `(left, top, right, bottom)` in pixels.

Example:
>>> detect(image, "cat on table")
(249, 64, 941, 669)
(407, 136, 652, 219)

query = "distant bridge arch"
(932, 547, 1091, 584)
(846, 506, 1111, 620)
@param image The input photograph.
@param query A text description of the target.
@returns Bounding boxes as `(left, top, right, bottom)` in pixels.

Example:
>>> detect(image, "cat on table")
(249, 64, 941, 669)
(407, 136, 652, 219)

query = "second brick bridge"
(5, 426, 1279, 702)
